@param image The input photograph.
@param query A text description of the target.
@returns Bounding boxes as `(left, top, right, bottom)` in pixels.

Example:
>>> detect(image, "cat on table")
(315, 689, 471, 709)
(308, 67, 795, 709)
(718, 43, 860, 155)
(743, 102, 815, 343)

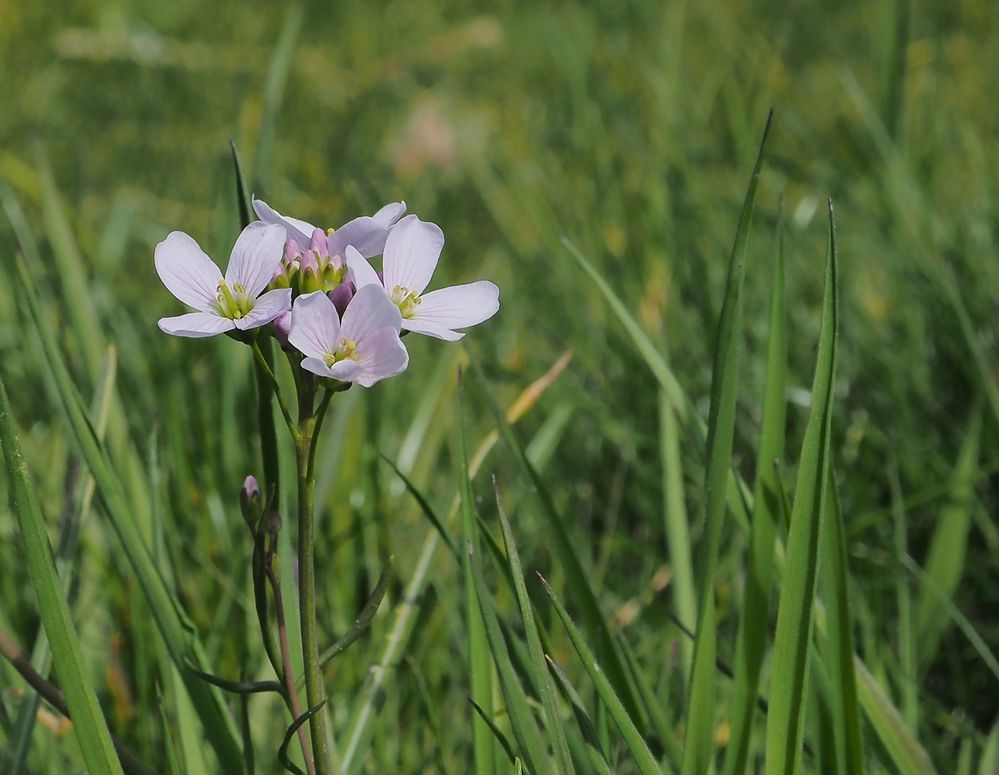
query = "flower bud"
(273, 310, 293, 348)
(309, 228, 328, 256)
(240, 475, 261, 530)
(328, 282, 355, 318)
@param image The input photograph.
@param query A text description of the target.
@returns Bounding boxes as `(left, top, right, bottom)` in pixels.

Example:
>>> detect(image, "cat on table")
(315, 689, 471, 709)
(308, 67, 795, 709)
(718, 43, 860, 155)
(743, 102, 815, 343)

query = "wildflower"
(347, 215, 499, 340)
(252, 197, 406, 258)
(155, 223, 291, 338)
(288, 285, 408, 387)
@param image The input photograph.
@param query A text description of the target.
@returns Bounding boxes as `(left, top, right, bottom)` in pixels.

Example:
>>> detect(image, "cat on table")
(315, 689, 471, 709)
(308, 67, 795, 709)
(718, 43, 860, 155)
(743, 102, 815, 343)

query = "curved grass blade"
(538, 574, 664, 775)
(494, 480, 575, 774)
(279, 702, 325, 775)
(469, 542, 551, 774)
(468, 357, 644, 723)
(764, 200, 839, 775)
(724, 202, 787, 775)
(316, 559, 393, 672)
(185, 662, 284, 696)
(0, 376, 124, 775)
(381, 454, 460, 561)
(683, 109, 773, 775)
(546, 655, 616, 774)
(230, 140, 253, 229)
(469, 697, 518, 765)
(13, 254, 244, 766)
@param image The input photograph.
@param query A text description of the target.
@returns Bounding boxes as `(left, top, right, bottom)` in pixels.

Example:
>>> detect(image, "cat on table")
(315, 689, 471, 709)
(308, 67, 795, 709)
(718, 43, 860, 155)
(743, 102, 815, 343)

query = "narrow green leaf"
(469, 697, 518, 765)
(13, 254, 244, 767)
(546, 655, 616, 774)
(468, 542, 551, 774)
(469, 357, 644, 724)
(724, 203, 787, 775)
(915, 408, 981, 667)
(494, 480, 575, 774)
(459, 376, 496, 775)
(538, 574, 663, 775)
(853, 658, 935, 775)
(815, 471, 863, 772)
(764, 200, 839, 775)
(683, 109, 773, 775)
(381, 453, 460, 561)
(230, 140, 253, 229)
(0, 375, 124, 775)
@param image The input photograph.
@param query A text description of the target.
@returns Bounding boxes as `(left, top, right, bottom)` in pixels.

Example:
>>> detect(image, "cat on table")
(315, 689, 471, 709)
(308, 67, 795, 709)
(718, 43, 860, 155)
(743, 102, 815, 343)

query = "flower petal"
(372, 200, 407, 227)
(329, 359, 362, 383)
(403, 280, 500, 340)
(252, 197, 316, 248)
(234, 288, 292, 330)
(158, 311, 234, 338)
(301, 356, 337, 379)
(340, 283, 402, 344)
(382, 215, 444, 295)
(345, 245, 383, 289)
(288, 291, 341, 360)
(352, 327, 409, 386)
(225, 223, 287, 299)
(154, 232, 223, 312)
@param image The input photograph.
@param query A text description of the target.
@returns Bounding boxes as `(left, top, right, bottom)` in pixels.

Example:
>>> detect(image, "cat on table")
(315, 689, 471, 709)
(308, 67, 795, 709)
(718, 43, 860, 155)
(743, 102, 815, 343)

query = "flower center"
(216, 280, 254, 319)
(390, 285, 422, 318)
(324, 338, 359, 367)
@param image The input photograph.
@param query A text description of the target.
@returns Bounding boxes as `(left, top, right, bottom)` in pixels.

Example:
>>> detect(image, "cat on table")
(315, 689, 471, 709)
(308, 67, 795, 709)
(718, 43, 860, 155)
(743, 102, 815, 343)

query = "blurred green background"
(1, 0, 997, 771)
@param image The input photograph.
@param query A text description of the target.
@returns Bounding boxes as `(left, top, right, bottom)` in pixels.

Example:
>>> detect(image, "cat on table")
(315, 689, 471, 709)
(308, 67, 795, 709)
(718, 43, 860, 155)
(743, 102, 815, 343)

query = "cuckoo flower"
(155, 223, 291, 338)
(346, 214, 500, 341)
(253, 197, 407, 259)
(288, 285, 408, 387)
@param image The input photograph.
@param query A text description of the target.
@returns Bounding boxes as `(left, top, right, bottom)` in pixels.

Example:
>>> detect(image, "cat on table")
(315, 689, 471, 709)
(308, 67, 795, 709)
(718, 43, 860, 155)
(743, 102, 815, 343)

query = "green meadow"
(1, 1, 996, 772)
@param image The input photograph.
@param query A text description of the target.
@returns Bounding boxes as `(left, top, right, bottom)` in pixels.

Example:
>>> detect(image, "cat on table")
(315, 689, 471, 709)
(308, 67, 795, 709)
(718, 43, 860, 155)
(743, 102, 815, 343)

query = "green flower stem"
(251, 339, 300, 443)
(296, 380, 332, 775)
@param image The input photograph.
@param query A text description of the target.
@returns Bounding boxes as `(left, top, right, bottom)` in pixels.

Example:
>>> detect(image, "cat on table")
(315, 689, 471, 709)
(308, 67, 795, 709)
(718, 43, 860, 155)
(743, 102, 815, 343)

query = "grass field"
(1, 1, 997, 772)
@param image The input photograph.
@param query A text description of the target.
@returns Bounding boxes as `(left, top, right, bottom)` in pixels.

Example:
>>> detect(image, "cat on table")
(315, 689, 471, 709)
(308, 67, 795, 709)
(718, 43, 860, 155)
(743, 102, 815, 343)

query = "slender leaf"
(765, 200, 839, 775)
(683, 109, 773, 775)
(0, 375, 124, 775)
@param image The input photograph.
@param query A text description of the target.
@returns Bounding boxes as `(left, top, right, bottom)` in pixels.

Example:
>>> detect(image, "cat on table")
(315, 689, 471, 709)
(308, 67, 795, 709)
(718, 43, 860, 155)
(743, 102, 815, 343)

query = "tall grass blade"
(538, 574, 664, 775)
(682, 109, 773, 775)
(468, 541, 551, 774)
(13, 254, 244, 767)
(459, 376, 496, 775)
(469, 357, 644, 723)
(724, 199, 787, 775)
(914, 408, 981, 668)
(816, 472, 863, 772)
(0, 376, 124, 775)
(764, 200, 839, 775)
(494, 480, 575, 774)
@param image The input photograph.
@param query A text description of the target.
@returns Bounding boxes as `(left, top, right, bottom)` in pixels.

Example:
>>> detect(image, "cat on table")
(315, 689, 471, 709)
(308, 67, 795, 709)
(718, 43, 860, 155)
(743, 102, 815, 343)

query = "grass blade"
(459, 375, 496, 775)
(494, 479, 575, 774)
(469, 357, 644, 724)
(13, 253, 244, 767)
(0, 375, 124, 775)
(538, 574, 664, 775)
(764, 200, 839, 775)
(682, 109, 773, 775)
(724, 202, 787, 775)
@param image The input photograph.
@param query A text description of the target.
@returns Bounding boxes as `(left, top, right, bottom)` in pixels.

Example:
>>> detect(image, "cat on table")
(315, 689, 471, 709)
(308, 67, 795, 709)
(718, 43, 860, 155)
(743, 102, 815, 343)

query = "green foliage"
(1, 1, 996, 772)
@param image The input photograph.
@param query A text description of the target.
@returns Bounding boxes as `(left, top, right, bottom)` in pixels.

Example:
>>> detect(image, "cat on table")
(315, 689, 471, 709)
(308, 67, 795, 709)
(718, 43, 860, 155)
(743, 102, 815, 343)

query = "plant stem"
(296, 380, 332, 775)
(252, 339, 299, 442)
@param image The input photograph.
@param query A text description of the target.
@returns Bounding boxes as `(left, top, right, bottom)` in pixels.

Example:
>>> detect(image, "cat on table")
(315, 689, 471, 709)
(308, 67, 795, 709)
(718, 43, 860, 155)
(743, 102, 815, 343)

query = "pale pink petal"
(340, 284, 402, 344)
(329, 359, 363, 383)
(225, 223, 287, 299)
(158, 311, 234, 338)
(382, 215, 444, 295)
(345, 245, 383, 289)
(288, 291, 341, 360)
(403, 281, 500, 340)
(252, 197, 316, 248)
(154, 232, 223, 312)
(301, 356, 336, 379)
(372, 201, 407, 227)
(234, 288, 292, 330)
(352, 327, 409, 386)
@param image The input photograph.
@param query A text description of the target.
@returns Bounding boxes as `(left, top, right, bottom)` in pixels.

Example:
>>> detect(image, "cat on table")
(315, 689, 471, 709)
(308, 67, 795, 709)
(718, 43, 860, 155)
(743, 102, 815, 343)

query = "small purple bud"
(310, 228, 328, 256)
(328, 281, 355, 317)
(273, 310, 292, 348)
(240, 475, 262, 530)
(284, 239, 300, 262)
(300, 249, 319, 276)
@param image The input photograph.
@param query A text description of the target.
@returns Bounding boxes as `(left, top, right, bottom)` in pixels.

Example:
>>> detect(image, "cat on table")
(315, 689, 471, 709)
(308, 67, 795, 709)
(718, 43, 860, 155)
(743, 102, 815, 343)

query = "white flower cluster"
(155, 199, 500, 386)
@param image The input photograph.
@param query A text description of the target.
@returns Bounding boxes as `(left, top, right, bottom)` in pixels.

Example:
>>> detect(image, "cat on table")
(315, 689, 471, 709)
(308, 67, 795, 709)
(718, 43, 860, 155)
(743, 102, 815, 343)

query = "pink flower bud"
(273, 310, 292, 348)
(310, 228, 328, 256)
(328, 281, 355, 317)
(240, 475, 261, 530)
